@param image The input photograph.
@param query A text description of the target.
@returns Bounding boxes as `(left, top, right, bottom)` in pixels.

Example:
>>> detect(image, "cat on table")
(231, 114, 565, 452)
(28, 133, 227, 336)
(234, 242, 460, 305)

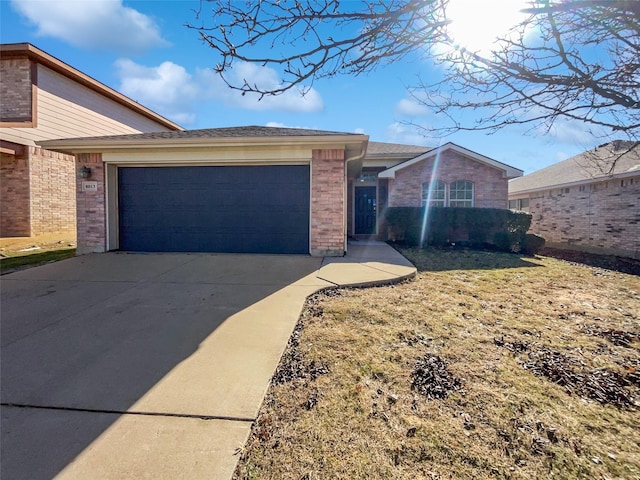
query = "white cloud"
(114, 58, 323, 125)
(354, 128, 366, 134)
(198, 63, 323, 113)
(115, 59, 198, 124)
(385, 122, 433, 146)
(11, 0, 168, 54)
(395, 98, 430, 117)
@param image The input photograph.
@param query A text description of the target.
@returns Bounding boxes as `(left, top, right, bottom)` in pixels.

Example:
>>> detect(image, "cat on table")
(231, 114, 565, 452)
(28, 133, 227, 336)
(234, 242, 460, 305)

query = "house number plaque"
(82, 181, 98, 192)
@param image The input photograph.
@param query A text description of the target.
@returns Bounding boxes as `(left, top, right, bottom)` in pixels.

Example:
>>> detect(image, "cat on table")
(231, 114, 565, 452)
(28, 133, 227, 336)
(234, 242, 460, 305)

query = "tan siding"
(0, 64, 172, 144)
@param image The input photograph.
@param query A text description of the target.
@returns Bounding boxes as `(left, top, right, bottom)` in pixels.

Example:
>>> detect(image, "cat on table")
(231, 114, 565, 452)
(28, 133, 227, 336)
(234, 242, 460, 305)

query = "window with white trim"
(449, 180, 474, 207)
(509, 198, 529, 211)
(422, 180, 446, 207)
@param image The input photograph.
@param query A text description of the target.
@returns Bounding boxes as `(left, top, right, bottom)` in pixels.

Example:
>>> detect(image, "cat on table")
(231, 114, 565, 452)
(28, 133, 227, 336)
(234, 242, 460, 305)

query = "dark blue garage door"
(118, 165, 310, 254)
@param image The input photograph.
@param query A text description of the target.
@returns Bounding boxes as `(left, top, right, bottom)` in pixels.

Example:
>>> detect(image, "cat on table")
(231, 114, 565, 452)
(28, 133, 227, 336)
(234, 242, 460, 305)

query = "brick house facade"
(384, 149, 509, 209)
(6, 45, 523, 257)
(346, 143, 524, 240)
(509, 141, 640, 259)
(41, 127, 367, 257)
(0, 43, 181, 241)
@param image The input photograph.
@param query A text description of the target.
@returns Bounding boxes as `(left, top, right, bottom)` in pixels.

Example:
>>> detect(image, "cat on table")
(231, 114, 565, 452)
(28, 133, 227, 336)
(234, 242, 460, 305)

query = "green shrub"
(492, 231, 513, 252)
(521, 233, 546, 255)
(384, 207, 531, 252)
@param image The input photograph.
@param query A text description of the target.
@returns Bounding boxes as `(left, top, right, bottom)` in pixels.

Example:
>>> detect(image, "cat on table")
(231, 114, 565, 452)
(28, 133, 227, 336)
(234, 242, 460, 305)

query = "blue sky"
(0, 0, 613, 174)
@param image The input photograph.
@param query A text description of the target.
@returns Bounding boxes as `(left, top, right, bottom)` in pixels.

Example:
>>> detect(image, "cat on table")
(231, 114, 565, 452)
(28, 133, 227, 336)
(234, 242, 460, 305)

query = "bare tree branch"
(187, 0, 447, 99)
(187, 0, 639, 139)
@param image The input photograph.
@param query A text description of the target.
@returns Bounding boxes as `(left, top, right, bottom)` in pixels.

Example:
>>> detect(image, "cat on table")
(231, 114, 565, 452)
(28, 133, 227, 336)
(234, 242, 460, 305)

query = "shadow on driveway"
(1, 252, 325, 480)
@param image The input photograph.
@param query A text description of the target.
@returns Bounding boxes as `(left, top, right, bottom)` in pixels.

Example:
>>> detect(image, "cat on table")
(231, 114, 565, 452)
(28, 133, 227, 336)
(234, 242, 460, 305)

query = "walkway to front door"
(355, 186, 376, 235)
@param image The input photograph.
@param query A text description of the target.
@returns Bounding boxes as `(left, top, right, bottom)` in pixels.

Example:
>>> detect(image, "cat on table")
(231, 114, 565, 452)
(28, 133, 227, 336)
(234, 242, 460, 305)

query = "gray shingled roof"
(47, 125, 362, 143)
(509, 141, 640, 194)
(366, 141, 431, 156)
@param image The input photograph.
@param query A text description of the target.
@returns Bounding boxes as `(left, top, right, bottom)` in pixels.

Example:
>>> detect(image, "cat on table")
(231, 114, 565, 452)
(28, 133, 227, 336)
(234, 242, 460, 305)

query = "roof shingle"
(509, 141, 640, 194)
(46, 125, 362, 143)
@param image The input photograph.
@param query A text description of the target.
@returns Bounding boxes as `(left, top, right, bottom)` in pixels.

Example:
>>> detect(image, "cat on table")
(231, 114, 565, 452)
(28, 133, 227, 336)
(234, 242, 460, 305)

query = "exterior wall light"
(79, 166, 92, 179)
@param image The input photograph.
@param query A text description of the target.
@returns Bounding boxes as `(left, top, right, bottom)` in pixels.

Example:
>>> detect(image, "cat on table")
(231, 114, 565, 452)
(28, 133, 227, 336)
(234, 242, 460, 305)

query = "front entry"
(354, 186, 377, 235)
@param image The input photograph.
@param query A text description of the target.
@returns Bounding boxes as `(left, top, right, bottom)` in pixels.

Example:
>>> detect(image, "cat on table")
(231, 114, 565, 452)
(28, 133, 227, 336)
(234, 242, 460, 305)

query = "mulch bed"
(541, 247, 640, 276)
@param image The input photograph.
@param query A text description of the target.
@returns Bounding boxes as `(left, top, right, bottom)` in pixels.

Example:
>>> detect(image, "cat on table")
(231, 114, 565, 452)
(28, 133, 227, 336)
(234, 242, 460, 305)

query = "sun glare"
(444, 0, 531, 55)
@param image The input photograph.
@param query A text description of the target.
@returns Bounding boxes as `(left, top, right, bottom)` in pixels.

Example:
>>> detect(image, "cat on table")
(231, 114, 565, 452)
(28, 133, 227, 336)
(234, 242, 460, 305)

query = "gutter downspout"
(344, 140, 369, 254)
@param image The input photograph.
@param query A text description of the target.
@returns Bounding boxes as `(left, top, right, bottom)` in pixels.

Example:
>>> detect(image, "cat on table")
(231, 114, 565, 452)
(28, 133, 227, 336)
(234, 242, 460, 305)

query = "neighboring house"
(0, 43, 182, 239)
(508, 141, 640, 259)
(39, 130, 523, 256)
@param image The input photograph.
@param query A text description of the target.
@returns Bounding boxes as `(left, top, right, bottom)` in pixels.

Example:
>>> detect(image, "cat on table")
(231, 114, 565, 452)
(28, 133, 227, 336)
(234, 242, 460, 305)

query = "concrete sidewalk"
(1, 241, 415, 480)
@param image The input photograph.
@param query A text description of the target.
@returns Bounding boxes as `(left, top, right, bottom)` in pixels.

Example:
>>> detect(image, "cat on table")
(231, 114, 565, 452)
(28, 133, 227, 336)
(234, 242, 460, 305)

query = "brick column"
(76, 153, 106, 254)
(310, 149, 345, 256)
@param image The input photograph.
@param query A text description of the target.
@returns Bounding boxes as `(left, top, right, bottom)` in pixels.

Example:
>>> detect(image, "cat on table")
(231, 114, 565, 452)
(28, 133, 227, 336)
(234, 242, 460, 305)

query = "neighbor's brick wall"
(0, 57, 33, 122)
(28, 147, 76, 236)
(387, 151, 508, 208)
(512, 176, 640, 259)
(311, 149, 345, 256)
(76, 153, 106, 254)
(0, 152, 31, 236)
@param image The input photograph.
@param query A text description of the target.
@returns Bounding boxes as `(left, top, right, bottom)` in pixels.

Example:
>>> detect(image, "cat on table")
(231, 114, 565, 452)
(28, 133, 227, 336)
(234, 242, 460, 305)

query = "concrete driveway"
(1, 243, 415, 479)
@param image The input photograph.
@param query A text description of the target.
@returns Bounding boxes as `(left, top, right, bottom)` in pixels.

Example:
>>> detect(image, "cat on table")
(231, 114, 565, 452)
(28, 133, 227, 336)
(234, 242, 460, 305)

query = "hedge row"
(384, 207, 534, 252)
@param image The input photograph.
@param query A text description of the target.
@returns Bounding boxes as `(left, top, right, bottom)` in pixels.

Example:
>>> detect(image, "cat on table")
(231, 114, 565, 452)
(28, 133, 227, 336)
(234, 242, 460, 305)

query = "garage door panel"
(118, 166, 310, 254)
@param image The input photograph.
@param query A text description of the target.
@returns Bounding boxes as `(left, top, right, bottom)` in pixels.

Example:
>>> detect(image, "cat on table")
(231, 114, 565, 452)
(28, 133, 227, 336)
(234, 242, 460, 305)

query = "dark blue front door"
(354, 186, 376, 235)
(118, 165, 310, 254)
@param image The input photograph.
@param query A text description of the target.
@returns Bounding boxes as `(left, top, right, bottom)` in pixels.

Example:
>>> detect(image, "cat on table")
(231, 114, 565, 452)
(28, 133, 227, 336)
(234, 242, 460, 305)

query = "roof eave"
(37, 134, 370, 154)
(509, 169, 640, 196)
(0, 43, 183, 132)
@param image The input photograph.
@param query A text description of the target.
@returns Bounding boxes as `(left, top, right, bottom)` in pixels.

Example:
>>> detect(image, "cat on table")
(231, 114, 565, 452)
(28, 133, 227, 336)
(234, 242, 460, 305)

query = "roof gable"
(0, 43, 182, 131)
(366, 141, 430, 157)
(378, 142, 523, 179)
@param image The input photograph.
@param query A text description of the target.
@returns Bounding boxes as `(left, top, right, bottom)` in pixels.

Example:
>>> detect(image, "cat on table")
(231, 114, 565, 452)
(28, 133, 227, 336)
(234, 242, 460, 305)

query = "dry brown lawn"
(234, 247, 640, 480)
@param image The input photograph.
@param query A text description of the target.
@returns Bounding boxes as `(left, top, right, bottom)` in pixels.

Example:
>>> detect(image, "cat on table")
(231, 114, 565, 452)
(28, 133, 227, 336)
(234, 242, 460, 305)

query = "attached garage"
(118, 165, 310, 254)
(39, 126, 368, 257)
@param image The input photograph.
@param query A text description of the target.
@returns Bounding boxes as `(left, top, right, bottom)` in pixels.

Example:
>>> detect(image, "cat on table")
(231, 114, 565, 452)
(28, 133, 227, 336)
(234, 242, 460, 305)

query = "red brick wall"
(29, 147, 76, 236)
(76, 153, 106, 254)
(387, 151, 508, 209)
(0, 57, 33, 123)
(514, 176, 640, 259)
(311, 149, 345, 256)
(0, 153, 31, 236)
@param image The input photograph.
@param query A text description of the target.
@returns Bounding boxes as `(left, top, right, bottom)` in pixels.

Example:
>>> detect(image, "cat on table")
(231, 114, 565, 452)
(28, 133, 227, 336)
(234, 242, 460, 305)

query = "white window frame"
(449, 180, 474, 208)
(422, 180, 446, 207)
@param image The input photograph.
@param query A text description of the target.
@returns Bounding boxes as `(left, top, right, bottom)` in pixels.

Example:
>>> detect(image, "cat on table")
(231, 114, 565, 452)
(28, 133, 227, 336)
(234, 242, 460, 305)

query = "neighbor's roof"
(38, 125, 369, 154)
(509, 141, 640, 194)
(378, 142, 523, 179)
(0, 43, 183, 132)
(366, 141, 430, 157)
